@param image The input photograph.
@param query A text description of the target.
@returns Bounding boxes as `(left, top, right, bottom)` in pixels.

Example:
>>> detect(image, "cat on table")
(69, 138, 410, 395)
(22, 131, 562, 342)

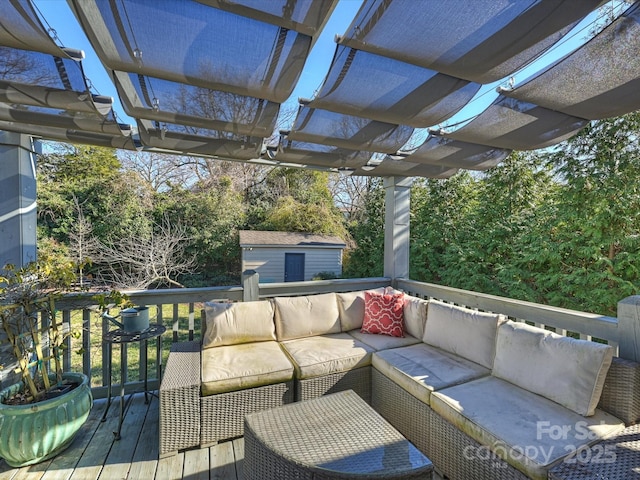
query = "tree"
(154, 181, 246, 284)
(118, 150, 195, 191)
(95, 217, 196, 289)
(532, 113, 640, 314)
(253, 169, 350, 240)
(409, 171, 478, 286)
(342, 178, 385, 278)
(328, 173, 372, 221)
(37, 144, 151, 246)
(67, 196, 101, 287)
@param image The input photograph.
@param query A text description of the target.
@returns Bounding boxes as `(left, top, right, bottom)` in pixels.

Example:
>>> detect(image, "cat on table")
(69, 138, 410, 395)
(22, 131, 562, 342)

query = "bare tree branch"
(94, 217, 196, 289)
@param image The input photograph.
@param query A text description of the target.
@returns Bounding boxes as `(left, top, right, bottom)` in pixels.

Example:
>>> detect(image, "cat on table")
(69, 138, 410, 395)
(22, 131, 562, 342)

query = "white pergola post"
(0, 131, 38, 268)
(383, 176, 413, 282)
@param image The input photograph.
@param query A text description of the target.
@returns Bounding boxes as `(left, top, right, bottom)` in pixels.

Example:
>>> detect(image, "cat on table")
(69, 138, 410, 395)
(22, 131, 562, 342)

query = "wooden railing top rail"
(253, 276, 391, 300)
(55, 285, 245, 310)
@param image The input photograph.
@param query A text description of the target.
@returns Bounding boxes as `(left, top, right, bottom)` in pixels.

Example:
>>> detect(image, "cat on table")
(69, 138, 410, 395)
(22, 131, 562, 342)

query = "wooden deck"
(0, 392, 245, 480)
(0, 392, 443, 480)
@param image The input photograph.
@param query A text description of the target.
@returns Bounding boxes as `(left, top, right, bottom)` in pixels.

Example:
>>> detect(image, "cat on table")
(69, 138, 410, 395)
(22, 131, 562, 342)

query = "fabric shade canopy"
(1, 0, 639, 178)
(500, 2, 640, 120)
(440, 95, 589, 150)
(308, 45, 481, 127)
(403, 135, 511, 170)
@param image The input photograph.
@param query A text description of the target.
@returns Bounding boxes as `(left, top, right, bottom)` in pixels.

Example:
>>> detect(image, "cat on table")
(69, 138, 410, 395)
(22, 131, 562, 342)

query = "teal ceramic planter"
(0, 372, 92, 467)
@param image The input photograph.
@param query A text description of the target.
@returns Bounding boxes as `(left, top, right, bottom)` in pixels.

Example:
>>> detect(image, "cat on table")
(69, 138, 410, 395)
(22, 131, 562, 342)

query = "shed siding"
(242, 247, 342, 283)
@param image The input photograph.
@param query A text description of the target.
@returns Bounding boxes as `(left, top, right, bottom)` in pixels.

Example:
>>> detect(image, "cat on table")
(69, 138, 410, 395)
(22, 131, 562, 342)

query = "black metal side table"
(101, 323, 166, 439)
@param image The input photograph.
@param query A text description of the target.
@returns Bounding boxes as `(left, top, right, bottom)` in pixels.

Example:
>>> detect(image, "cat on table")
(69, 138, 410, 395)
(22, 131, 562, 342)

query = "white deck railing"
(48, 274, 640, 399)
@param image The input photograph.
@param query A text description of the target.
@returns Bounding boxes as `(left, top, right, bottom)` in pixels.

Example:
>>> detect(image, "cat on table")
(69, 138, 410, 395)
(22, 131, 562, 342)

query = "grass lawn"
(68, 303, 202, 387)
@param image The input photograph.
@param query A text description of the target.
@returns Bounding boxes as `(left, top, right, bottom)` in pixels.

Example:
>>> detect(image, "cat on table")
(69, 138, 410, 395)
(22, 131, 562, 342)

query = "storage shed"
(239, 231, 346, 283)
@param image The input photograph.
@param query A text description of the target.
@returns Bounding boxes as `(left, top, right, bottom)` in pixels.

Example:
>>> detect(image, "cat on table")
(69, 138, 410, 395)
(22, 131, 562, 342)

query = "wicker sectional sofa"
(159, 288, 640, 480)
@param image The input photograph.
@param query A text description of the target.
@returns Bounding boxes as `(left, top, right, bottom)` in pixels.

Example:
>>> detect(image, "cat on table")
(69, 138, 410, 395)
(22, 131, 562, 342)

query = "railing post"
(243, 270, 259, 302)
(617, 295, 640, 362)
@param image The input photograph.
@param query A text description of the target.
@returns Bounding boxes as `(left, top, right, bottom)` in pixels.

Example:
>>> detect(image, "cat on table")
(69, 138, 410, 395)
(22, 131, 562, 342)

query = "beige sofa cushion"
(280, 332, 374, 379)
(493, 321, 615, 416)
(336, 288, 386, 331)
(423, 299, 507, 369)
(431, 377, 624, 480)
(349, 329, 421, 351)
(373, 344, 490, 405)
(274, 293, 341, 341)
(201, 341, 294, 395)
(202, 300, 275, 348)
(403, 295, 428, 340)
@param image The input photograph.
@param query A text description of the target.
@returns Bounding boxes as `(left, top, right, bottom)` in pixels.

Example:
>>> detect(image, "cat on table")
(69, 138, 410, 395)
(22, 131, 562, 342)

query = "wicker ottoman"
(243, 389, 433, 479)
(548, 423, 640, 480)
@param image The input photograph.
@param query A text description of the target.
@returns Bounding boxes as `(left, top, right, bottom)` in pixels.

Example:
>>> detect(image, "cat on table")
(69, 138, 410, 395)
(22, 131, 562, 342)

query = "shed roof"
(239, 230, 345, 248)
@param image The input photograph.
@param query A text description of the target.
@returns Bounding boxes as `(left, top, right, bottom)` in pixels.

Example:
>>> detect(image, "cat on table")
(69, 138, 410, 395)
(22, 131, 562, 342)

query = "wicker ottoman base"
(244, 390, 433, 480)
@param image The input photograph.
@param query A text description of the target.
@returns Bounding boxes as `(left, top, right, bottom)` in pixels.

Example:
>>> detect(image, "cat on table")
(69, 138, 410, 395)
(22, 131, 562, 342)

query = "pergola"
(1, 0, 640, 270)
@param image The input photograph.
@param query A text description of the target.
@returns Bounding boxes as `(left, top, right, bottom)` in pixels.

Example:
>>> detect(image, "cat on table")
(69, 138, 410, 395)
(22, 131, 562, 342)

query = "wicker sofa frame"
(158, 293, 640, 479)
(159, 343, 373, 456)
(372, 357, 640, 480)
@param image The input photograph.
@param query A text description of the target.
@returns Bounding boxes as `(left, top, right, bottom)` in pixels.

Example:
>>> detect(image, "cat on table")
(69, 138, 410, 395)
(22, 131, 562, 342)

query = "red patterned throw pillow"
(361, 291, 405, 337)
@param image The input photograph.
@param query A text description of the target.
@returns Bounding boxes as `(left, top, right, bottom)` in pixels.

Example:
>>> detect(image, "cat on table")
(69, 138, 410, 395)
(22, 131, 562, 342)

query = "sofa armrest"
(598, 356, 640, 425)
(159, 341, 201, 457)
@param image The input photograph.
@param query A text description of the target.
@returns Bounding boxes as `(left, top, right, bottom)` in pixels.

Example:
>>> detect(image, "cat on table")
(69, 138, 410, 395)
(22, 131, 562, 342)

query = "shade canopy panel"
(137, 119, 263, 160)
(0, 0, 73, 57)
(112, 71, 279, 137)
(287, 106, 414, 153)
(195, 0, 338, 37)
(501, 3, 640, 120)
(405, 135, 511, 170)
(0, 120, 140, 150)
(275, 140, 374, 169)
(309, 46, 480, 127)
(69, 0, 321, 103)
(339, 0, 603, 83)
(357, 156, 459, 178)
(1, 0, 640, 178)
(443, 96, 589, 150)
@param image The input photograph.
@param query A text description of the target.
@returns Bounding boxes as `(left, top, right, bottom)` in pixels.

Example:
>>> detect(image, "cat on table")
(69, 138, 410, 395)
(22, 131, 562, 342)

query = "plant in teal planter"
(0, 261, 93, 467)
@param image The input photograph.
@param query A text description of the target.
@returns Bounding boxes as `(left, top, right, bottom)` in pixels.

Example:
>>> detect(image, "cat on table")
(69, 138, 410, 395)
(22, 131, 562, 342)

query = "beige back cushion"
(423, 299, 507, 369)
(274, 293, 341, 341)
(403, 295, 429, 340)
(493, 321, 614, 416)
(336, 288, 386, 331)
(202, 300, 275, 348)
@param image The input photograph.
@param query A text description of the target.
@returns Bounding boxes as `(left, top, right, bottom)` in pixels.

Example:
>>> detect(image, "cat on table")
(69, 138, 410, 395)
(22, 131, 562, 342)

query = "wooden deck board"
(209, 442, 236, 480)
(0, 392, 442, 480)
(155, 452, 184, 480)
(127, 395, 159, 480)
(39, 402, 104, 480)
